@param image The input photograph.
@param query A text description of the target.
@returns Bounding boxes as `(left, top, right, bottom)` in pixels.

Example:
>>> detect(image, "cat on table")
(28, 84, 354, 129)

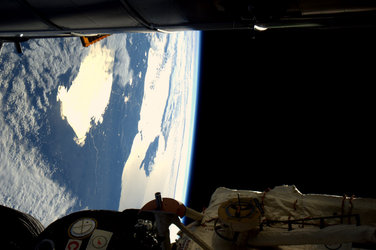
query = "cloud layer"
(0, 120, 77, 225)
(102, 34, 133, 88)
(57, 43, 115, 146)
(119, 31, 201, 210)
(0, 38, 85, 225)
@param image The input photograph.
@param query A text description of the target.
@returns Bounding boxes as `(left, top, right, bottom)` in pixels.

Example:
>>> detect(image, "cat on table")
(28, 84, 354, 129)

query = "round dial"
(69, 218, 97, 238)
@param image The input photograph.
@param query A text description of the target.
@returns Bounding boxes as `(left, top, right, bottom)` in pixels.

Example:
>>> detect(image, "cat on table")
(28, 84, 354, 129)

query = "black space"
(187, 27, 376, 212)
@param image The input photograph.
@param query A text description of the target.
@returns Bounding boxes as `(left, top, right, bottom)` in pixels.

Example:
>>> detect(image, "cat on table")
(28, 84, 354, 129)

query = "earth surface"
(0, 31, 201, 239)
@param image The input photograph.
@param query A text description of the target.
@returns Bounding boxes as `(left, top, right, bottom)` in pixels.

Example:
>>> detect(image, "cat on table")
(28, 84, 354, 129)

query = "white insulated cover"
(176, 185, 376, 250)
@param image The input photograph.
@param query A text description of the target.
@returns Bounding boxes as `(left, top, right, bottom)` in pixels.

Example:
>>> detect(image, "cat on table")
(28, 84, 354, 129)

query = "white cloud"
(119, 31, 201, 212)
(124, 96, 130, 104)
(0, 39, 88, 145)
(0, 78, 77, 226)
(0, 37, 84, 226)
(119, 33, 174, 210)
(57, 43, 115, 146)
(0, 120, 77, 226)
(165, 32, 201, 205)
(102, 34, 134, 88)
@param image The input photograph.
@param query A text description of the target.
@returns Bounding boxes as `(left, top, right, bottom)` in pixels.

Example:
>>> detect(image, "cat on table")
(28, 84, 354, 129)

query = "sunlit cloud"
(57, 43, 115, 146)
(0, 38, 82, 225)
(124, 96, 130, 104)
(119, 32, 200, 209)
(119, 33, 173, 210)
(103, 34, 133, 88)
